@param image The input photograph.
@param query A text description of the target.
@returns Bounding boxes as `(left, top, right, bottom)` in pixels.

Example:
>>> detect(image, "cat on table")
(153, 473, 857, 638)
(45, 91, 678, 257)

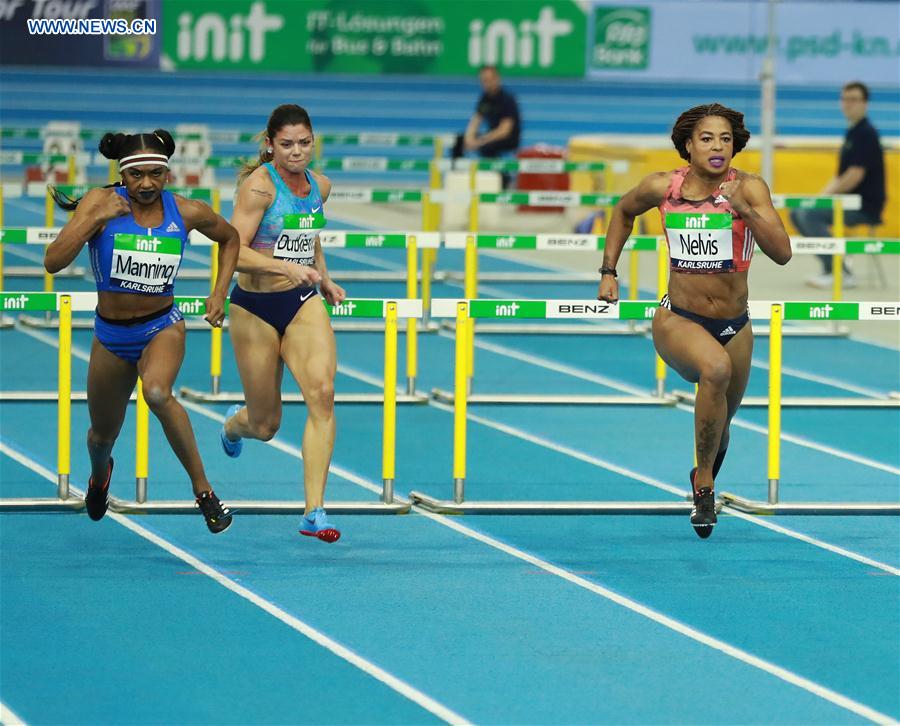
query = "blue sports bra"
(89, 186, 188, 295)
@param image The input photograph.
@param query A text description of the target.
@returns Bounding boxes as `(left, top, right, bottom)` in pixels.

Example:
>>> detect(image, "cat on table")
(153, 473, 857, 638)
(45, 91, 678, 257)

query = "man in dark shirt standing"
(791, 81, 886, 289)
(453, 65, 521, 161)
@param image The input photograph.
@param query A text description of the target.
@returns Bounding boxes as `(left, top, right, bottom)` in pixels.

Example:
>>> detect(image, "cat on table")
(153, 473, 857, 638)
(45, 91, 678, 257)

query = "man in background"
(791, 81, 886, 289)
(452, 65, 521, 170)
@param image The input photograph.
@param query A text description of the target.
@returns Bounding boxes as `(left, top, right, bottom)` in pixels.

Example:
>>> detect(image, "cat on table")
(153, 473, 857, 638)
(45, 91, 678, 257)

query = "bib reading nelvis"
(111, 233, 183, 294)
(273, 211, 326, 267)
(665, 212, 734, 272)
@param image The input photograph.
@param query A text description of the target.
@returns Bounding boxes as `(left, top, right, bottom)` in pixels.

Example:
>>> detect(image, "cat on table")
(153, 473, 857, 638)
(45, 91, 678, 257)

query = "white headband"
(119, 152, 169, 172)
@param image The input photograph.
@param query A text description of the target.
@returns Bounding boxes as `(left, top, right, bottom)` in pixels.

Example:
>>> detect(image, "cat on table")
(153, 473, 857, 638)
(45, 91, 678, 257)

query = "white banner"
(587, 1, 900, 84)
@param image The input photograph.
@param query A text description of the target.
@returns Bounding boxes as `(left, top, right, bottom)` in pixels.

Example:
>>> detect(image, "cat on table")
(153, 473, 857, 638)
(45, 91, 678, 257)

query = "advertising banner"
(0, 0, 160, 67)
(161, 0, 586, 76)
(586, 1, 900, 85)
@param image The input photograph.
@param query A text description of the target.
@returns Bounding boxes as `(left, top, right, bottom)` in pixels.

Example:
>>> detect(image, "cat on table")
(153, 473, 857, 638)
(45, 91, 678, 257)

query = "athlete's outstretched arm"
(720, 174, 792, 265)
(44, 188, 129, 273)
(178, 197, 241, 326)
(597, 172, 670, 303)
(310, 173, 345, 305)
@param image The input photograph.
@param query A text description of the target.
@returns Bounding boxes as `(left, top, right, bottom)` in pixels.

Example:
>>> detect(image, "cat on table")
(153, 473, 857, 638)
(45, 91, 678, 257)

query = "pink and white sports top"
(659, 167, 754, 274)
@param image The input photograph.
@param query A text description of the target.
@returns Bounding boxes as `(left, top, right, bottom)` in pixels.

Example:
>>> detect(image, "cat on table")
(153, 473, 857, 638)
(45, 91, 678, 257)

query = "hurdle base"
(673, 390, 900, 408)
(408, 490, 696, 514)
(753, 324, 851, 337)
(430, 389, 677, 406)
(4, 265, 86, 278)
(720, 492, 900, 515)
(0, 497, 84, 512)
(0, 390, 135, 401)
(108, 497, 410, 514)
(179, 387, 429, 404)
(439, 320, 650, 335)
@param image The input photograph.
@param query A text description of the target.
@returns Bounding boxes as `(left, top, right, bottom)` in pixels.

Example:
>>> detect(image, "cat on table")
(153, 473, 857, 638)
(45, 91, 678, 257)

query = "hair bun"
(152, 128, 176, 157)
(98, 132, 127, 159)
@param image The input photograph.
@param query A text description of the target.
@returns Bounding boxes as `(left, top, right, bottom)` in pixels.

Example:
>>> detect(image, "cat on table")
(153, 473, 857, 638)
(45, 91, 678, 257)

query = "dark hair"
(239, 104, 314, 184)
(479, 65, 498, 74)
(50, 128, 175, 210)
(670, 103, 751, 162)
(842, 81, 869, 101)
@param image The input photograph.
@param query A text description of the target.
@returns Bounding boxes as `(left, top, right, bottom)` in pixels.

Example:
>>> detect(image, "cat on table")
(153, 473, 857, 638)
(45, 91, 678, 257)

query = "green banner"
(665, 212, 731, 229)
(0, 293, 58, 312)
(0, 228, 27, 244)
(618, 301, 657, 320)
(343, 234, 409, 248)
(326, 299, 386, 317)
(784, 302, 859, 321)
(469, 300, 546, 318)
(163, 0, 585, 76)
(845, 240, 900, 254)
(476, 235, 538, 250)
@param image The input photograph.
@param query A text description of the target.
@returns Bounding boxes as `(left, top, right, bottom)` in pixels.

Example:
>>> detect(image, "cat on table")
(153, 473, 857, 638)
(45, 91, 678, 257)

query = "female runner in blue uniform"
(220, 104, 346, 543)
(45, 129, 241, 533)
(598, 104, 792, 538)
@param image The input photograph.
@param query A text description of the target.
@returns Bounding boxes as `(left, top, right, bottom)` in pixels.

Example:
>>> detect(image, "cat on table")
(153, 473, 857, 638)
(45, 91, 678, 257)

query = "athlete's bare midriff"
(667, 269, 749, 318)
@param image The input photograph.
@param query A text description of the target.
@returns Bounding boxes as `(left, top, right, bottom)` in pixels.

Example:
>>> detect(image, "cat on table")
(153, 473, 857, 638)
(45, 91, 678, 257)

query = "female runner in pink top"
(598, 103, 792, 538)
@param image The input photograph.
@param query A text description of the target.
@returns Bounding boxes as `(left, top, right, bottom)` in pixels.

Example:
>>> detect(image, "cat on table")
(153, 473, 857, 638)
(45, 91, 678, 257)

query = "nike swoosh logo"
(299, 290, 316, 302)
(311, 206, 321, 213)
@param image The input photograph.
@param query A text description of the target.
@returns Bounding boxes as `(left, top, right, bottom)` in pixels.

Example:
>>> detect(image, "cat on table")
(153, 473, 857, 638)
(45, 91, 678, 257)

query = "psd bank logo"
(591, 6, 651, 71)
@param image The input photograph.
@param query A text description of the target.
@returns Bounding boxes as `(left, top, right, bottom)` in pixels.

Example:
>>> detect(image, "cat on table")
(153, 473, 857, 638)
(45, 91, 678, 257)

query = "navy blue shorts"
(94, 304, 184, 363)
(660, 295, 749, 346)
(230, 284, 318, 336)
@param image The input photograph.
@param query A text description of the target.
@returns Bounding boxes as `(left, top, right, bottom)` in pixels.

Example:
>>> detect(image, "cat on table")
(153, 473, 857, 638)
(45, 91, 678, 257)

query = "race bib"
(666, 212, 733, 272)
(273, 212, 325, 266)
(111, 233, 182, 293)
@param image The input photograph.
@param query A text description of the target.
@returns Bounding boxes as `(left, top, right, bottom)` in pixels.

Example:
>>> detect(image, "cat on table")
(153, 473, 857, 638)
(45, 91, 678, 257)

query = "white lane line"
(427, 401, 899, 576)
(0, 440, 471, 726)
(429, 400, 683, 497)
(12, 323, 384, 495)
(725, 510, 900, 576)
(410, 506, 898, 725)
(431, 327, 900, 475)
(751, 359, 891, 398)
(705, 410, 900, 477)
(0, 701, 28, 726)
(12, 318, 900, 572)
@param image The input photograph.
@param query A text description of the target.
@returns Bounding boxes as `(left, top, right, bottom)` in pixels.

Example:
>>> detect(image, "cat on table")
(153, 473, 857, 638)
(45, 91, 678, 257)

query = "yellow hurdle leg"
(464, 236, 477, 388)
(406, 239, 418, 394)
(654, 242, 668, 397)
(767, 304, 783, 504)
(382, 302, 398, 503)
(209, 241, 222, 394)
(57, 295, 72, 499)
(135, 379, 150, 503)
(453, 302, 469, 503)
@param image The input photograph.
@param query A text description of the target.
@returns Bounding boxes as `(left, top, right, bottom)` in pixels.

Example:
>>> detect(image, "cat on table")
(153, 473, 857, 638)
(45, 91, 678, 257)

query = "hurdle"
(671, 300, 900, 409)
(0, 291, 413, 513)
(411, 297, 900, 515)
(180, 297, 429, 404)
(429, 297, 676, 406)
(409, 298, 690, 514)
(720, 301, 900, 514)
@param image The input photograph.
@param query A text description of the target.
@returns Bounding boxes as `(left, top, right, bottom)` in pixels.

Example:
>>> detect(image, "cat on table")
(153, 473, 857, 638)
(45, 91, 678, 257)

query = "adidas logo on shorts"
(719, 325, 736, 337)
(165, 221, 181, 233)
